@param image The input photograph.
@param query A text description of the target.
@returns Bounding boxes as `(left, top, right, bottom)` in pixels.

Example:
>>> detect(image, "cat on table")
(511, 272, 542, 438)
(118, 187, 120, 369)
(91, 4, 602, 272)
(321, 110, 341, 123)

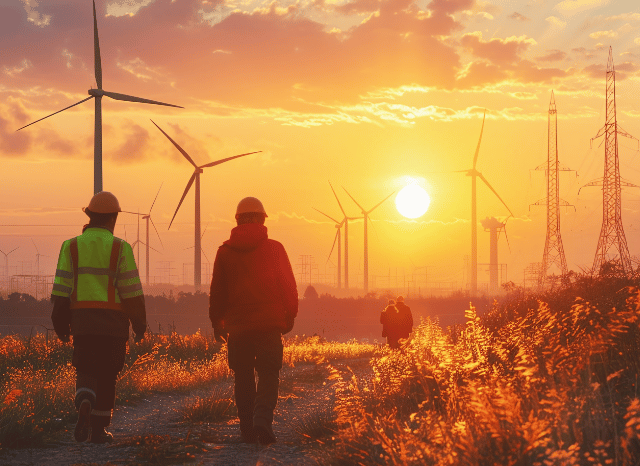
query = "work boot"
(74, 399, 92, 442)
(90, 427, 114, 444)
(254, 424, 276, 445)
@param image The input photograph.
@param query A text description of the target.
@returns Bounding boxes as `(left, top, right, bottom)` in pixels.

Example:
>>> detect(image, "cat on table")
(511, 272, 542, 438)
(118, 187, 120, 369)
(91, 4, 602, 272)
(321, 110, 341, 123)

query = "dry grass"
(179, 385, 236, 424)
(325, 281, 640, 465)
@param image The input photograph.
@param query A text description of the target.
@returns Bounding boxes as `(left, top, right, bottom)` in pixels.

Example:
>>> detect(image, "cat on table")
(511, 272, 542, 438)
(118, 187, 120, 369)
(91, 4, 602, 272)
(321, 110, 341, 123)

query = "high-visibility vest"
(51, 228, 143, 309)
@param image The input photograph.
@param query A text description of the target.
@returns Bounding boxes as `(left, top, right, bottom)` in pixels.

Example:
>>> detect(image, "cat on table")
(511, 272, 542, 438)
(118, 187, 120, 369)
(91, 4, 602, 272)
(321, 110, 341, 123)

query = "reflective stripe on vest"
(69, 236, 123, 310)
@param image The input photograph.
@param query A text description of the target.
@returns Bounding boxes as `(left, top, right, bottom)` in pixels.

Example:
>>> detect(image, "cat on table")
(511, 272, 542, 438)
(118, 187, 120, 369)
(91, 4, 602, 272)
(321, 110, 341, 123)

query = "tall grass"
(327, 279, 640, 465)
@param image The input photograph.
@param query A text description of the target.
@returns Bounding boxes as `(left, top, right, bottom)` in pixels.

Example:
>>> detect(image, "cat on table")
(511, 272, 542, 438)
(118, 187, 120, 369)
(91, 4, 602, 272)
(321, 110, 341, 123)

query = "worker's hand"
(282, 316, 294, 335)
(134, 334, 144, 344)
(214, 326, 228, 343)
(59, 334, 70, 343)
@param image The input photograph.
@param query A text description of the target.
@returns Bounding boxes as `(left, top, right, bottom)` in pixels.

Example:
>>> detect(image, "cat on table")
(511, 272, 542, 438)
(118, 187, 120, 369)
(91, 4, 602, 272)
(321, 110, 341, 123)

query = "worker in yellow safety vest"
(51, 191, 147, 444)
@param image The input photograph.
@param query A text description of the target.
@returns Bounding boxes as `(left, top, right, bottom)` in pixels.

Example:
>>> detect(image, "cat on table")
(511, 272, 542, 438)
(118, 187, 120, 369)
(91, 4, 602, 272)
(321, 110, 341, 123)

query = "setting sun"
(395, 184, 431, 219)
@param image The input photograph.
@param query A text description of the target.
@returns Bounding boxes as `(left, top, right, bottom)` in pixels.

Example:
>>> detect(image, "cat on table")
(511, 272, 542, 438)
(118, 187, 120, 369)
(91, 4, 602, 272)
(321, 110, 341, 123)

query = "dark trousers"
(72, 335, 127, 428)
(227, 330, 283, 429)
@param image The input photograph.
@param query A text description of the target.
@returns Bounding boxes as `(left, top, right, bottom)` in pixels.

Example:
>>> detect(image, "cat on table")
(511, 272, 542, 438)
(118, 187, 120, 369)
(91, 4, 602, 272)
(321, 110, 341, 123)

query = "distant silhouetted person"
(50, 191, 146, 444)
(209, 197, 298, 445)
(380, 299, 398, 348)
(395, 296, 413, 341)
(380, 296, 413, 348)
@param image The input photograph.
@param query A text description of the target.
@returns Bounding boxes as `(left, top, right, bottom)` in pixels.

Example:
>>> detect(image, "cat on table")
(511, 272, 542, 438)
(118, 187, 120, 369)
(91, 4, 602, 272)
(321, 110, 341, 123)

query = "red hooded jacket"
(209, 223, 298, 335)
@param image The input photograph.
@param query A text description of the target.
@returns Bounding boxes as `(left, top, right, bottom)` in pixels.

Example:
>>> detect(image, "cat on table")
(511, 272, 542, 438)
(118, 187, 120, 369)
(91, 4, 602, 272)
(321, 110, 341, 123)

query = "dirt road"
(0, 359, 371, 466)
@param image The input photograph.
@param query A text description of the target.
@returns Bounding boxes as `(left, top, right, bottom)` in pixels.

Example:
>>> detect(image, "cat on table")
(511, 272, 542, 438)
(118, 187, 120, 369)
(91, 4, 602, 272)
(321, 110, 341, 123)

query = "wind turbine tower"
(531, 91, 573, 283)
(582, 47, 638, 276)
(481, 217, 506, 294)
(0, 247, 19, 284)
(343, 188, 395, 293)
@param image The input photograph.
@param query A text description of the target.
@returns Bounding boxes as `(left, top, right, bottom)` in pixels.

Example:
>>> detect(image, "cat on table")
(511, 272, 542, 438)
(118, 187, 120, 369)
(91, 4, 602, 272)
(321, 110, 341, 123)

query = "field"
(2, 273, 640, 464)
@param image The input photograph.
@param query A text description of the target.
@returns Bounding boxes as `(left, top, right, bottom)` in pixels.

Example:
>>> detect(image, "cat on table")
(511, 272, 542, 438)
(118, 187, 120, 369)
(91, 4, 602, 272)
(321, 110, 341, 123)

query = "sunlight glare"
(395, 184, 430, 219)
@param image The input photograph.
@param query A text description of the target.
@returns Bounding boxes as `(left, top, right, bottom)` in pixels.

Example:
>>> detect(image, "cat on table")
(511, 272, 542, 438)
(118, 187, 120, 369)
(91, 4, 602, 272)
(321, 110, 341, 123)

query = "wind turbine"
(0, 247, 19, 290)
(342, 188, 395, 294)
(152, 120, 261, 292)
(30, 239, 48, 278)
(313, 208, 345, 289)
(328, 181, 360, 290)
(16, 0, 182, 195)
(124, 185, 164, 285)
(455, 111, 513, 296)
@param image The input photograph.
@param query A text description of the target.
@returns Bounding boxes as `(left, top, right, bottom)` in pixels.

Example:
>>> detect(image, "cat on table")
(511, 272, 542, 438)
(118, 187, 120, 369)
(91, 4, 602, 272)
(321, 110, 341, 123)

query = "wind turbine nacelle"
(88, 89, 105, 97)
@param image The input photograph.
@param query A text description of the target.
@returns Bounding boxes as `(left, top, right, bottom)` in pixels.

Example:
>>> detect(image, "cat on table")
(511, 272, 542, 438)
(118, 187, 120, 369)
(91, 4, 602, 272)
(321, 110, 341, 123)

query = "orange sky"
(2, 0, 640, 294)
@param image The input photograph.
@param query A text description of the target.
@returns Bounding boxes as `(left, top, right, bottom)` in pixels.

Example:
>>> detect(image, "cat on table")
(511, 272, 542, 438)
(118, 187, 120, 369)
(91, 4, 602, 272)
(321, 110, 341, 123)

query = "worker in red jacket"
(209, 197, 298, 445)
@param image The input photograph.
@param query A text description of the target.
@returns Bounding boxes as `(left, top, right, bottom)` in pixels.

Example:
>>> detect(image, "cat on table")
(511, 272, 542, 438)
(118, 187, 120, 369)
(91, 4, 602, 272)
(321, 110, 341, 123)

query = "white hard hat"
(235, 197, 267, 218)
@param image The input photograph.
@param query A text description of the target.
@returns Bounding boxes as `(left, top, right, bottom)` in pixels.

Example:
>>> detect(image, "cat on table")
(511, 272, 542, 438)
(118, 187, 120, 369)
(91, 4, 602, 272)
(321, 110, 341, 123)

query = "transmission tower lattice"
(531, 91, 573, 284)
(581, 47, 639, 276)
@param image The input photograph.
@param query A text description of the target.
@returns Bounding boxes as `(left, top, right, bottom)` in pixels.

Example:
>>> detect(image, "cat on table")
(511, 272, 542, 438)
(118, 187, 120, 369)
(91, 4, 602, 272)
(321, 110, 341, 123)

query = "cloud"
(509, 12, 529, 21)
(460, 33, 537, 65)
(537, 50, 567, 62)
(21, 0, 51, 27)
(0, 116, 33, 156)
(555, 0, 611, 16)
(3, 59, 33, 77)
(111, 122, 150, 163)
(636, 38, 640, 45)
(589, 30, 617, 39)
(545, 16, 567, 29)
(335, 0, 382, 15)
(0, 0, 472, 109)
(604, 13, 640, 22)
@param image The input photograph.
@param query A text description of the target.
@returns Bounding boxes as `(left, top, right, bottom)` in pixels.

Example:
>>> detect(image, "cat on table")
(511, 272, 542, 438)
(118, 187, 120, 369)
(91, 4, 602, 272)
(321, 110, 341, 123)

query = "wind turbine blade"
(201, 224, 208, 240)
(327, 229, 339, 264)
(342, 187, 366, 213)
(31, 238, 39, 254)
(123, 224, 128, 242)
(329, 181, 347, 217)
(503, 227, 512, 254)
(199, 151, 261, 169)
(368, 191, 395, 213)
(151, 120, 198, 167)
(16, 96, 94, 131)
(168, 172, 197, 230)
(150, 217, 163, 248)
(472, 110, 486, 169)
(138, 241, 161, 254)
(104, 91, 182, 108)
(121, 210, 144, 216)
(201, 248, 210, 264)
(313, 207, 341, 224)
(477, 172, 514, 217)
(10, 247, 19, 255)
(149, 182, 163, 214)
(93, 0, 102, 89)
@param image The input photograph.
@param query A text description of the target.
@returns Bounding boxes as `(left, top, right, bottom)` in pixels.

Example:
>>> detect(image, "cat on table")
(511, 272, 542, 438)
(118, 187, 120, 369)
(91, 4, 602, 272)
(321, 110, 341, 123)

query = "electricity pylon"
(581, 47, 639, 276)
(531, 91, 573, 285)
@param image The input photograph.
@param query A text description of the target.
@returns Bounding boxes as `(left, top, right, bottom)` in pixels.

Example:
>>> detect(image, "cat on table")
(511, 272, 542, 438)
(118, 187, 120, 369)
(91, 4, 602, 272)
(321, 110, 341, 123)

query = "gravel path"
(0, 358, 372, 466)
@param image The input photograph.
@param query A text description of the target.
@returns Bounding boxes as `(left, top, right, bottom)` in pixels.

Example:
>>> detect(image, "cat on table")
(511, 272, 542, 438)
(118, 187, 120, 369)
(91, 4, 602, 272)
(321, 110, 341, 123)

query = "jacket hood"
(224, 223, 268, 251)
